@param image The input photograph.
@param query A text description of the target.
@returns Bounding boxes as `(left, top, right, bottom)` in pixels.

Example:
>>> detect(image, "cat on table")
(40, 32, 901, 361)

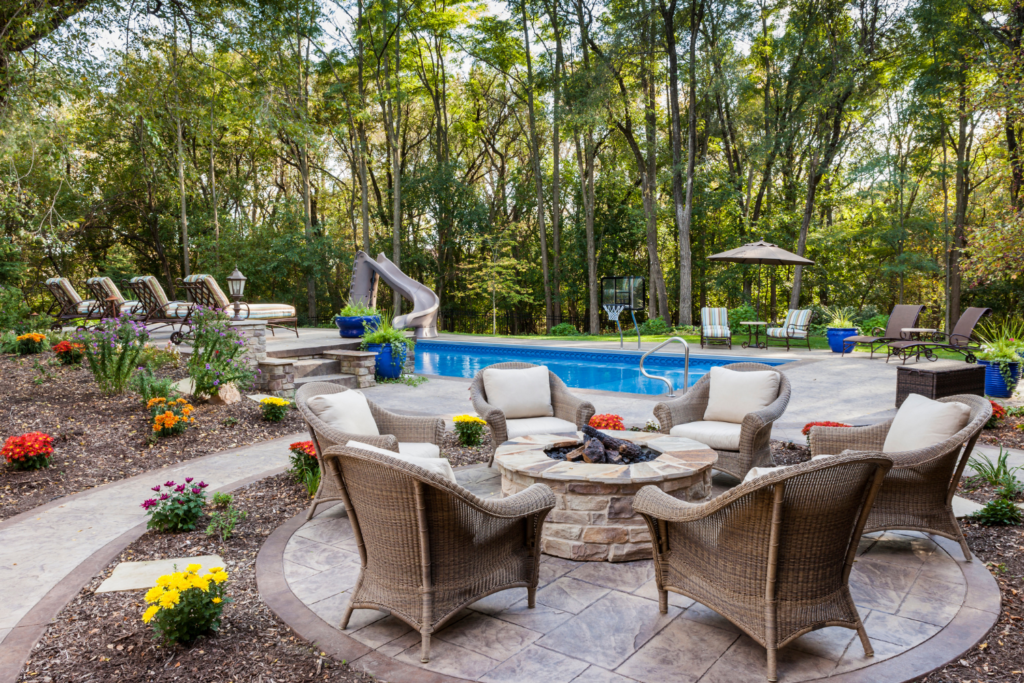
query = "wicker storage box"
(896, 364, 986, 407)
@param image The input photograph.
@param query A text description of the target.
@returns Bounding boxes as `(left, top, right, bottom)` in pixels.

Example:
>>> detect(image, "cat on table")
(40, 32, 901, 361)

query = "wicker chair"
(295, 382, 445, 520)
(653, 363, 791, 480)
(810, 394, 991, 561)
(469, 362, 596, 467)
(634, 452, 892, 682)
(322, 442, 556, 663)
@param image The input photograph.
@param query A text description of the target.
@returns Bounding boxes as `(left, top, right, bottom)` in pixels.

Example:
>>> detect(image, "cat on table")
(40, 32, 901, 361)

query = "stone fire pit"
(495, 431, 717, 562)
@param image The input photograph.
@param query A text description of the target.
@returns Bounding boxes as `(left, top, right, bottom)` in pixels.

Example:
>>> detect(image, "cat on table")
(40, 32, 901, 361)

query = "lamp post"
(226, 267, 247, 322)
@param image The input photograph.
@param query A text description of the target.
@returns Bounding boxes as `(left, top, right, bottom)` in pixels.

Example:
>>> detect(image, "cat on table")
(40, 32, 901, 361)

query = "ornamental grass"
(142, 563, 229, 644)
(148, 397, 195, 437)
(2, 431, 54, 470)
(453, 414, 486, 446)
(260, 396, 291, 422)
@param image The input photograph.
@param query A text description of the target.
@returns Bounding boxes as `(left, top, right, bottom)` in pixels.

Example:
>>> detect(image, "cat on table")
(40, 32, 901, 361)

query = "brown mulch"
(979, 415, 1024, 450)
(0, 351, 304, 521)
(441, 430, 491, 467)
(19, 472, 379, 683)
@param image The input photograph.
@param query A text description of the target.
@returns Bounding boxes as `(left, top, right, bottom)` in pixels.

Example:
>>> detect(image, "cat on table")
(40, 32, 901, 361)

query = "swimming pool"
(415, 341, 792, 395)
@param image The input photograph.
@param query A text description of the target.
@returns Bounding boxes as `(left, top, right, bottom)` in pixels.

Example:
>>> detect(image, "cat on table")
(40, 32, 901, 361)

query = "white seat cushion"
(306, 390, 380, 436)
(742, 465, 786, 484)
(346, 440, 456, 483)
(397, 442, 441, 459)
(505, 417, 579, 441)
(483, 366, 554, 419)
(669, 421, 743, 451)
(882, 394, 971, 453)
(703, 367, 780, 424)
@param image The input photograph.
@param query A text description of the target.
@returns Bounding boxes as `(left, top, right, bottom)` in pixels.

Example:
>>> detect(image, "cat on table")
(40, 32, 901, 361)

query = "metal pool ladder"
(639, 337, 689, 397)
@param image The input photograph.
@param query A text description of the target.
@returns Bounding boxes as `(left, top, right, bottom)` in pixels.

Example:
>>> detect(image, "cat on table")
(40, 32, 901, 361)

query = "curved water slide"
(349, 251, 439, 339)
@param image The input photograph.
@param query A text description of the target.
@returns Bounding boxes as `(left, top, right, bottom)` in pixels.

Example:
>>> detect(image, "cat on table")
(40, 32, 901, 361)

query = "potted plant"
(334, 301, 381, 338)
(360, 313, 413, 380)
(977, 321, 1023, 399)
(823, 306, 858, 354)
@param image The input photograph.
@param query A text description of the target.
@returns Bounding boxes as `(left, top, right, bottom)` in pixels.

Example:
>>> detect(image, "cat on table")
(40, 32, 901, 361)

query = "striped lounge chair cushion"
(244, 303, 297, 320)
(184, 274, 233, 309)
(87, 276, 128, 305)
(47, 277, 82, 305)
(767, 309, 811, 338)
(76, 300, 99, 314)
(701, 308, 730, 338)
(131, 276, 186, 316)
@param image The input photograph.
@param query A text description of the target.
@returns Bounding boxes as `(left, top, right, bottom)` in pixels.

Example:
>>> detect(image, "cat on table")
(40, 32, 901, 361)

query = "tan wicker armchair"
(470, 362, 596, 466)
(810, 394, 991, 562)
(653, 362, 791, 480)
(322, 443, 556, 663)
(296, 382, 445, 520)
(634, 452, 892, 682)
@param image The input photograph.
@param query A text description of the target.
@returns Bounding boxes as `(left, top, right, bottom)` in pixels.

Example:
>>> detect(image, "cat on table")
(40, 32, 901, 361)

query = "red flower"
(2, 432, 54, 466)
(289, 441, 317, 458)
(589, 414, 626, 431)
(801, 421, 852, 436)
(990, 401, 1007, 420)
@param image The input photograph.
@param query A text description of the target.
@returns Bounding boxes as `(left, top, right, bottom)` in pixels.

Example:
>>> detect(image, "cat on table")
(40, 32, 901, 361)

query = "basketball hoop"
(603, 304, 627, 348)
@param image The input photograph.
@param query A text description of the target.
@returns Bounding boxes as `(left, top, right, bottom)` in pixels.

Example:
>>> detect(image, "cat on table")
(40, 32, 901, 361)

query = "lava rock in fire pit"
(583, 439, 607, 463)
(544, 427, 661, 465)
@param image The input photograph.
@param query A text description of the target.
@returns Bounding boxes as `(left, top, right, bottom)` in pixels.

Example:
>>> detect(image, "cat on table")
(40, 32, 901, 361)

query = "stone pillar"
(325, 350, 377, 389)
(228, 320, 267, 367)
(257, 358, 296, 397)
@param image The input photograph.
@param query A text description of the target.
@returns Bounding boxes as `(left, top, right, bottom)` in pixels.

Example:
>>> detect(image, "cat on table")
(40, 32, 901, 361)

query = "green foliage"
(375, 374, 428, 387)
(210, 491, 233, 507)
(131, 367, 178, 403)
(727, 304, 758, 334)
(0, 331, 17, 354)
(969, 449, 1022, 490)
(453, 415, 486, 447)
(206, 505, 247, 541)
(144, 479, 208, 533)
(361, 313, 412, 370)
(260, 397, 291, 422)
(186, 308, 255, 398)
(0, 286, 33, 332)
(970, 497, 1022, 526)
(821, 306, 856, 328)
(638, 317, 671, 335)
(16, 333, 46, 355)
(288, 442, 320, 498)
(550, 322, 580, 336)
(76, 315, 149, 395)
(337, 301, 377, 317)
(859, 314, 890, 335)
(138, 344, 181, 371)
(143, 567, 229, 645)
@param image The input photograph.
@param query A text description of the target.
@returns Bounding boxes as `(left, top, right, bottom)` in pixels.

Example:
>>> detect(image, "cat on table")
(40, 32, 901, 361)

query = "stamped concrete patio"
(260, 464, 1000, 683)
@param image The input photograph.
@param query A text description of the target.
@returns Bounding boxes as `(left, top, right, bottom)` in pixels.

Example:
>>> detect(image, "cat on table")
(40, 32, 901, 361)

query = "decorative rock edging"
(257, 503, 1002, 683)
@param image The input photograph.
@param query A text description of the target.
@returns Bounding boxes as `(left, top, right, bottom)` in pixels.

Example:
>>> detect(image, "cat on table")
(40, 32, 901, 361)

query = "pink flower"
(159, 493, 169, 501)
(151, 485, 161, 492)
(164, 480, 176, 487)
(191, 487, 200, 494)
(141, 499, 157, 510)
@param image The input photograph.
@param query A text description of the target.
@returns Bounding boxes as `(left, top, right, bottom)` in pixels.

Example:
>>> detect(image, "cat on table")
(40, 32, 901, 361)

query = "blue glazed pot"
(826, 327, 859, 354)
(365, 342, 407, 380)
(334, 315, 381, 338)
(979, 359, 1021, 399)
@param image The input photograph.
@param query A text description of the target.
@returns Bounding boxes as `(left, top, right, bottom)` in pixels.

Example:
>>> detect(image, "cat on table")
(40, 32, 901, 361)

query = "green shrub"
(0, 285, 33, 332)
(727, 304, 758, 334)
(206, 505, 247, 541)
(76, 313, 149, 395)
(970, 497, 1022, 526)
(131, 367, 178, 403)
(638, 317, 671, 335)
(0, 331, 17, 354)
(143, 478, 208, 532)
(969, 449, 1022, 489)
(338, 301, 378, 317)
(550, 322, 580, 336)
(186, 307, 255, 398)
(139, 343, 181, 371)
(210, 491, 232, 507)
(859, 314, 890, 335)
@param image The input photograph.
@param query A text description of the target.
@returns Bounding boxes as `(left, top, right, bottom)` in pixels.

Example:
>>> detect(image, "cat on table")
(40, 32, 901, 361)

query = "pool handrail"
(639, 337, 689, 397)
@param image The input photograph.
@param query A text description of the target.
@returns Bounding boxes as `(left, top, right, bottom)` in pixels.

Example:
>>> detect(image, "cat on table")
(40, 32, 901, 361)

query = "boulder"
(209, 383, 241, 405)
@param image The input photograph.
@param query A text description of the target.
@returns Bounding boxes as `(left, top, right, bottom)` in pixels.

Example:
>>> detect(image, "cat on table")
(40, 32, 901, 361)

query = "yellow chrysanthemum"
(156, 575, 172, 587)
(186, 563, 202, 573)
(142, 605, 160, 623)
(212, 597, 222, 604)
(158, 590, 180, 608)
(207, 566, 224, 573)
(210, 571, 228, 585)
(453, 414, 486, 425)
(144, 586, 165, 603)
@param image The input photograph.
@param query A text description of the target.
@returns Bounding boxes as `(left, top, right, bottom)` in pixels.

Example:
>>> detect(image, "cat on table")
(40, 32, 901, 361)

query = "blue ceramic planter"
(826, 327, 859, 354)
(979, 359, 1021, 398)
(334, 315, 380, 338)
(365, 342, 407, 380)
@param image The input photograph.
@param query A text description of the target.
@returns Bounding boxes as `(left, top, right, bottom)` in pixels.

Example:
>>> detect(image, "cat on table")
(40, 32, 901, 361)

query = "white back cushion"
(882, 394, 971, 453)
(346, 441, 457, 483)
(483, 366, 554, 419)
(306, 390, 380, 436)
(703, 367, 781, 424)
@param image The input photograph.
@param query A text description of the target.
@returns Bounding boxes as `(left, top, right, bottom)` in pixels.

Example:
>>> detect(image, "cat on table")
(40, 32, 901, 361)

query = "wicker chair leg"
(339, 600, 356, 629)
(856, 624, 874, 657)
(952, 525, 973, 562)
(658, 589, 668, 614)
(420, 631, 432, 663)
(767, 645, 777, 681)
(527, 586, 536, 608)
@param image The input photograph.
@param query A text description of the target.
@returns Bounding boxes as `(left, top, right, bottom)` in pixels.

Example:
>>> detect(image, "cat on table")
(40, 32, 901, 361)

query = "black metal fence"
(299, 308, 650, 335)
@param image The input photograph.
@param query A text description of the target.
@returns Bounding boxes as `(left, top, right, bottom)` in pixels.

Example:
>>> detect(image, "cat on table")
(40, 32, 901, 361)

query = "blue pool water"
(415, 341, 791, 395)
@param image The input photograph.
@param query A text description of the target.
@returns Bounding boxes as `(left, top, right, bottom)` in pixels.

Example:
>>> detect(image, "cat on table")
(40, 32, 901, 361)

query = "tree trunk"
(678, 0, 702, 325)
(392, 5, 403, 315)
(176, 116, 190, 279)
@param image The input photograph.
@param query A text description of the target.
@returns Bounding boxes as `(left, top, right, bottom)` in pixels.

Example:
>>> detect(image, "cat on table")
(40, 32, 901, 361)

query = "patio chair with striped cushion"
(700, 307, 732, 349)
(123, 275, 192, 342)
(85, 276, 144, 319)
(766, 309, 812, 351)
(178, 273, 299, 337)
(44, 277, 103, 329)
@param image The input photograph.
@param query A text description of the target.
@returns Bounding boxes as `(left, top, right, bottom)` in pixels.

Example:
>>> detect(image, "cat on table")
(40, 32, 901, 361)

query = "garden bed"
(18, 473, 376, 683)
(979, 413, 1024, 451)
(0, 351, 304, 521)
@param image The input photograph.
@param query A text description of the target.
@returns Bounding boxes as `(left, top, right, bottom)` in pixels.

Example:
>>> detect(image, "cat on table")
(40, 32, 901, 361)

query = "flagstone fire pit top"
(495, 431, 717, 562)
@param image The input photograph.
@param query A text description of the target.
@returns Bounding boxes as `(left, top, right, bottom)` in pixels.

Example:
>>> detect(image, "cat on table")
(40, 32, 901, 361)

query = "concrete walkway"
(0, 433, 302, 655)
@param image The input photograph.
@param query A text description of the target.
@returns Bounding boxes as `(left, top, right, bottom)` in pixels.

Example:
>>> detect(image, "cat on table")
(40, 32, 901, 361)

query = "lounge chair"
(122, 275, 191, 343)
(296, 382, 445, 520)
(765, 309, 812, 351)
(43, 277, 103, 330)
(178, 273, 298, 337)
(810, 393, 991, 561)
(85, 276, 143, 319)
(885, 307, 993, 364)
(470, 362, 596, 467)
(840, 304, 925, 358)
(653, 362, 790, 481)
(321, 441, 555, 664)
(700, 307, 732, 348)
(634, 452, 892, 682)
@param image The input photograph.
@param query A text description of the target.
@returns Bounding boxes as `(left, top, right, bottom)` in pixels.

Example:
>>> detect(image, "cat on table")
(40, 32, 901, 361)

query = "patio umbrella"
(708, 240, 814, 322)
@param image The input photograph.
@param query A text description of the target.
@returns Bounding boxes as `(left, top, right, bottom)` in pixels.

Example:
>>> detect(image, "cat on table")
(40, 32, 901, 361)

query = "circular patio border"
(256, 505, 1003, 683)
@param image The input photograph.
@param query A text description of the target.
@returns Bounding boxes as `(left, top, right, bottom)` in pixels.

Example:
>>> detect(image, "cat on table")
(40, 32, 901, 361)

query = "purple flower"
(164, 480, 176, 487)
(141, 499, 157, 510)
(213, 379, 220, 386)
(185, 477, 194, 483)
(205, 363, 211, 370)
(191, 487, 201, 494)
(159, 493, 169, 500)
(151, 485, 161, 492)
(175, 484, 186, 493)
(176, 499, 185, 505)
(197, 481, 208, 488)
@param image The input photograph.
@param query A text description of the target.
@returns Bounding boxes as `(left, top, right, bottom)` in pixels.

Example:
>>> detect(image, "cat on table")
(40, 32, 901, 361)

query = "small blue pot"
(365, 342, 407, 380)
(334, 315, 381, 338)
(979, 359, 1021, 399)
(826, 327, 859, 354)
